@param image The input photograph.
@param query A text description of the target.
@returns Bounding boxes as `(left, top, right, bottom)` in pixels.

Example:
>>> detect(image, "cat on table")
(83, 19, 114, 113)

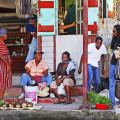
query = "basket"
(95, 104, 108, 110)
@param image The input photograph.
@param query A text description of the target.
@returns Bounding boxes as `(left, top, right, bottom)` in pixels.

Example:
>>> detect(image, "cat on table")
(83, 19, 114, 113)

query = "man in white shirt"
(78, 36, 107, 92)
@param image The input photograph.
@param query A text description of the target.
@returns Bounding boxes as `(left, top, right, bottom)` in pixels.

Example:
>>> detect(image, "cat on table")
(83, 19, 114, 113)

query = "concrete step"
(3, 86, 83, 103)
(3, 85, 83, 97)
(3, 96, 82, 104)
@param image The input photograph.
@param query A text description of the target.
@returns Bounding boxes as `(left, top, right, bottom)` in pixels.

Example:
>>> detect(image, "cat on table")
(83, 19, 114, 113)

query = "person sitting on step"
(18, 50, 53, 99)
(50, 51, 76, 104)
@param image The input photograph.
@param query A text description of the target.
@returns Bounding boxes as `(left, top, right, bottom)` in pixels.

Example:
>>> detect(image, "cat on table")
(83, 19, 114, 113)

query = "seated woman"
(50, 51, 76, 104)
(18, 50, 53, 99)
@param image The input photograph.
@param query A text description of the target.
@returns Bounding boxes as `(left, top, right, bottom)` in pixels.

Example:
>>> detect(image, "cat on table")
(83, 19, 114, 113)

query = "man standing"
(78, 36, 107, 92)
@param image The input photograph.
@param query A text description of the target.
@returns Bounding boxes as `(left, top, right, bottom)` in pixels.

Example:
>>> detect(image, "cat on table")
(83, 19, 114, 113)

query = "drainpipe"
(83, 0, 88, 104)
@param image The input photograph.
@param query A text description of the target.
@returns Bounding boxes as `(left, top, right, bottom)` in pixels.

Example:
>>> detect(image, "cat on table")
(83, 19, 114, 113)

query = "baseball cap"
(34, 50, 44, 55)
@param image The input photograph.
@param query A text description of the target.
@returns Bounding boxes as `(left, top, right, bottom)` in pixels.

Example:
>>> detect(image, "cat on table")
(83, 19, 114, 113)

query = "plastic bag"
(115, 60, 120, 80)
(58, 83, 66, 96)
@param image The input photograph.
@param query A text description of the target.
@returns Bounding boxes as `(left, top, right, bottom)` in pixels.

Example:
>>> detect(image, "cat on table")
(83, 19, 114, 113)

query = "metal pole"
(53, 35, 56, 71)
(83, 0, 88, 104)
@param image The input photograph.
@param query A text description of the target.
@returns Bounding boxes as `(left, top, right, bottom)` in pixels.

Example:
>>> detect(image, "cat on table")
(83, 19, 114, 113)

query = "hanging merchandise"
(26, 15, 37, 32)
(20, 0, 32, 14)
(15, 0, 35, 19)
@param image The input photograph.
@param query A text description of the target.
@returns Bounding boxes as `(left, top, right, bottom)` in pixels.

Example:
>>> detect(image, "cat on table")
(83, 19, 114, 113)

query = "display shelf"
(6, 44, 26, 46)
(6, 33, 31, 72)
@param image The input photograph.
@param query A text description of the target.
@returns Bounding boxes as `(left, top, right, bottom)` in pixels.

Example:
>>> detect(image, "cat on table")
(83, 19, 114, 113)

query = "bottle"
(18, 50, 20, 56)
(21, 38, 24, 44)
(20, 26, 24, 33)
(21, 48, 24, 56)
(24, 26, 26, 33)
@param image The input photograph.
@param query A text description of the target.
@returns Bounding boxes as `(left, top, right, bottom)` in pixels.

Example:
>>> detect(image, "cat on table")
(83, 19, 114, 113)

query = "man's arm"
(26, 67, 35, 80)
(58, 22, 76, 30)
(101, 54, 105, 75)
(78, 54, 83, 74)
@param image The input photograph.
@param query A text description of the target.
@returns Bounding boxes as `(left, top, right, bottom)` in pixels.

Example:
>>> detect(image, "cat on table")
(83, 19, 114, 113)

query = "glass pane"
(77, 10, 80, 22)
(77, 0, 80, 8)
(81, 0, 83, 7)
(81, 23, 83, 34)
(77, 24, 80, 34)
(81, 9, 83, 21)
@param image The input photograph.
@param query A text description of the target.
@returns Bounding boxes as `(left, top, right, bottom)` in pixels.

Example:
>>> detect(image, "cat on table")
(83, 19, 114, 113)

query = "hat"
(0, 28, 7, 37)
(34, 50, 44, 55)
(37, 87, 49, 97)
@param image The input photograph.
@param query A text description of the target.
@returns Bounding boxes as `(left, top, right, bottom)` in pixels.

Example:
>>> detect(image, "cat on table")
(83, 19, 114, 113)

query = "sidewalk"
(0, 103, 118, 120)
(0, 74, 119, 120)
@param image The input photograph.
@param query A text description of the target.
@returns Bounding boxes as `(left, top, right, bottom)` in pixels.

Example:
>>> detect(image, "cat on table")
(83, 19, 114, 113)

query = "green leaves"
(0, 100, 4, 107)
(87, 91, 112, 107)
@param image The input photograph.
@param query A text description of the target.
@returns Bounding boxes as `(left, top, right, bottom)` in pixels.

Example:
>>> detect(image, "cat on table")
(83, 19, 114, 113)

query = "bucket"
(25, 86, 38, 104)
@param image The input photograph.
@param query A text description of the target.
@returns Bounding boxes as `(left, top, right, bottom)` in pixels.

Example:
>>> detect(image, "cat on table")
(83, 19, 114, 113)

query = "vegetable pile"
(1, 100, 33, 109)
(87, 91, 112, 107)
(0, 100, 4, 107)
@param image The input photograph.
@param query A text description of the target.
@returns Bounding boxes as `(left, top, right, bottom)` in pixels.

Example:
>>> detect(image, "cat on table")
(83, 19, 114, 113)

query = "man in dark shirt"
(109, 24, 120, 106)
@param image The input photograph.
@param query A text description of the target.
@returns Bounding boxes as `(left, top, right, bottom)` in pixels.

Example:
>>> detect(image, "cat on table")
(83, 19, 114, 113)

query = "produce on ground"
(0, 100, 4, 107)
(2, 99, 33, 109)
(87, 91, 112, 107)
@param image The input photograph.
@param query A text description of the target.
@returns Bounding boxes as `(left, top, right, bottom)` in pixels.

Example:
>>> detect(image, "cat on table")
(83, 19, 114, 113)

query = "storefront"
(0, 0, 83, 74)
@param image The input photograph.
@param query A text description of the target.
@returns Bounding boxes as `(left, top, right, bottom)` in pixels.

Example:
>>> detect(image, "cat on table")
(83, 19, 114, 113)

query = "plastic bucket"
(25, 86, 38, 104)
(96, 104, 108, 109)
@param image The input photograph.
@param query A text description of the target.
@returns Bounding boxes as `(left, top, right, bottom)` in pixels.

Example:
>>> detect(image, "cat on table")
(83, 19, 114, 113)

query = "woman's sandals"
(54, 99, 65, 104)
(63, 100, 72, 105)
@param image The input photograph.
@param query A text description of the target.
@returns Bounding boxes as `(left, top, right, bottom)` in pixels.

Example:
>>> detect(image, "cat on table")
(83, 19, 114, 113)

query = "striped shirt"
(0, 39, 12, 89)
(0, 40, 9, 55)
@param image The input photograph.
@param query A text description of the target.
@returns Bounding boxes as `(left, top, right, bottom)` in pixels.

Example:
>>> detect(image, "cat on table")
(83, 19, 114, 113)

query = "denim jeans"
(25, 37, 37, 62)
(109, 64, 117, 106)
(87, 64, 100, 92)
(21, 73, 53, 88)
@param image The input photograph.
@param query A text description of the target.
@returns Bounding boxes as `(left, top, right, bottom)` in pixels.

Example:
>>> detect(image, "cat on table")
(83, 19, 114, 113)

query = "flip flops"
(63, 100, 72, 105)
(54, 99, 65, 104)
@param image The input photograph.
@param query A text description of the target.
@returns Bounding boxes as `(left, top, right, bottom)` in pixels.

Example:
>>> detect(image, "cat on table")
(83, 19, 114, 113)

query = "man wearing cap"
(18, 50, 53, 99)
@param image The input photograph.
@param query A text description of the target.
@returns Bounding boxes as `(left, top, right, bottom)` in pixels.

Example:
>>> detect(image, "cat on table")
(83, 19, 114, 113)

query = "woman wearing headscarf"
(50, 51, 76, 104)
(0, 28, 12, 99)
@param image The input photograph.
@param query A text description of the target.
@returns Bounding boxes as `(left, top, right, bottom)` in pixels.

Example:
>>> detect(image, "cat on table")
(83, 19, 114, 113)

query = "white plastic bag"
(58, 83, 66, 96)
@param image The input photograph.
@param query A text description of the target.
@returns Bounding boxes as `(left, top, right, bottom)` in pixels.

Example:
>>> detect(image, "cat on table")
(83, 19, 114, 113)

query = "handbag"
(115, 60, 120, 80)
(58, 83, 66, 96)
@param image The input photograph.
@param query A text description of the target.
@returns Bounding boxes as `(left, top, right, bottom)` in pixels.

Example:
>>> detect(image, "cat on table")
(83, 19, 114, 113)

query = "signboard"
(37, 0, 58, 36)
(88, 0, 98, 35)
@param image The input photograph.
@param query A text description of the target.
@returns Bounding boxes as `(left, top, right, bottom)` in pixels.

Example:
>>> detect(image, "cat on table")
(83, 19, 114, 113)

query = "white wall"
(42, 35, 83, 85)
(42, 36, 54, 72)
(56, 35, 83, 84)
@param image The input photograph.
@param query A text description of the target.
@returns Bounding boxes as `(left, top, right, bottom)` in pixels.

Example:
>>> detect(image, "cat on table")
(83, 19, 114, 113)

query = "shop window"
(58, 0, 83, 35)
(76, 0, 83, 34)
(99, 0, 107, 18)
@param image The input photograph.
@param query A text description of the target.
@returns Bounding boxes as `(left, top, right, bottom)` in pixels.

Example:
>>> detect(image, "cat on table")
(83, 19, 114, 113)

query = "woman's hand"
(7, 64, 11, 74)
(56, 79, 63, 86)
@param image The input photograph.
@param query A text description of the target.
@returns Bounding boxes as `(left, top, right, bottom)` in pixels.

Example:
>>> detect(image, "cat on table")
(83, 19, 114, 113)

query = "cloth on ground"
(98, 89, 119, 102)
